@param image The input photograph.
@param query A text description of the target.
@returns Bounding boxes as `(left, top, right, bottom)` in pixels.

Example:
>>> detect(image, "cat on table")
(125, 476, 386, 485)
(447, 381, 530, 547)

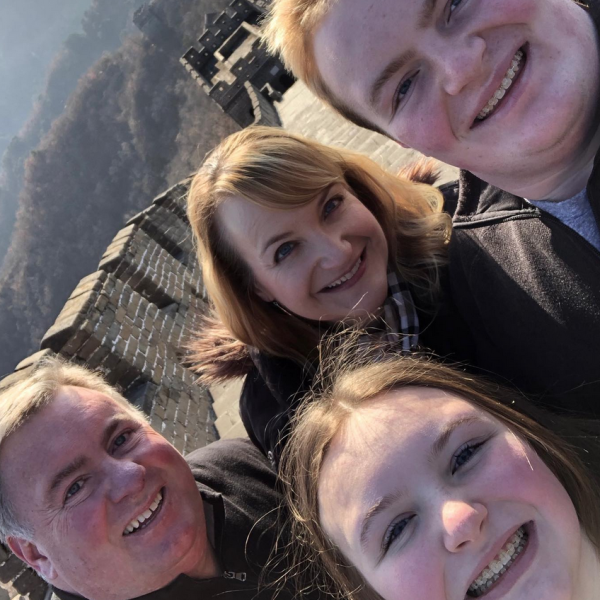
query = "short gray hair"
(0, 356, 147, 542)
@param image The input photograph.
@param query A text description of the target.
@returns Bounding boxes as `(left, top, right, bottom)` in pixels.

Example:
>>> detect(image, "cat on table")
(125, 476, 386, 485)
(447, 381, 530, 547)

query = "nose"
(441, 500, 487, 552)
(438, 36, 486, 96)
(314, 231, 353, 270)
(106, 459, 146, 504)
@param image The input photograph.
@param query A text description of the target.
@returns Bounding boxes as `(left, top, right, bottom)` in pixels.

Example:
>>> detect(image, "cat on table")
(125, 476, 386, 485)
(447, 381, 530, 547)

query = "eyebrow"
(429, 415, 483, 462)
(368, 0, 439, 109)
(359, 414, 483, 550)
(46, 415, 129, 500)
(259, 186, 333, 256)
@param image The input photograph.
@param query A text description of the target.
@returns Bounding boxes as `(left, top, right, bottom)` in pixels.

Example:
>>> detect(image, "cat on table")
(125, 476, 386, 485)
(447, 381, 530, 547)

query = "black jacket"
(240, 257, 477, 467)
(53, 439, 309, 600)
(447, 164, 600, 417)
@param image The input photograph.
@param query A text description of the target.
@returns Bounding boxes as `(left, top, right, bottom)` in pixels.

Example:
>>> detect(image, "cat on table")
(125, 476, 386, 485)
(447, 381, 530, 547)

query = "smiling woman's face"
(318, 388, 586, 600)
(216, 183, 389, 322)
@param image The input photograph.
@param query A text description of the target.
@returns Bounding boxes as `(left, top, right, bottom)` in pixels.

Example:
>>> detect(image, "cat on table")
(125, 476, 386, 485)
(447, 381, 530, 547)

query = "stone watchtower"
(180, 0, 295, 128)
(133, 4, 181, 54)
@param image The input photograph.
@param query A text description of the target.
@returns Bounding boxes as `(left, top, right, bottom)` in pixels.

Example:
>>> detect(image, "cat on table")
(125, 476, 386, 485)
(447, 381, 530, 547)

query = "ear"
(254, 282, 274, 303)
(7, 537, 58, 582)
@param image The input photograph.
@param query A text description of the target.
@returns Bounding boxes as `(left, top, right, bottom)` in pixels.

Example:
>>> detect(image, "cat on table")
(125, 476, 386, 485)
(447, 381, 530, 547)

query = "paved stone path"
(211, 81, 458, 439)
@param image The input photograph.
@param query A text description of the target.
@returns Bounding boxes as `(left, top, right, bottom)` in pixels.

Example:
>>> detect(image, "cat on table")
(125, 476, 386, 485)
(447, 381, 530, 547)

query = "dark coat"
(239, 225, 478, 467)
(447, 166, 600, 417)
(52, 439, 309, 600)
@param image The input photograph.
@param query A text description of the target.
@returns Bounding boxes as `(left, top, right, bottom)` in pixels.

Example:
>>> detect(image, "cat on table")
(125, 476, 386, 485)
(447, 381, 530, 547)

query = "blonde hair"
(280, 348, 600, 600)
(0, 356, 146, 541)
(263, 0, 378, 130)
(187, 126, 450, 372)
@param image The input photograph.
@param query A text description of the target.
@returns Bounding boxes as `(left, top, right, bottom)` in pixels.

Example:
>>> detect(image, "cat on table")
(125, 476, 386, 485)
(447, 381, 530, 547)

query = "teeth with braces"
(123, 491, 163, 535)
(467, 526, 528, 597)
(476, 50, 524, 121)
(326, 257, 361, 289)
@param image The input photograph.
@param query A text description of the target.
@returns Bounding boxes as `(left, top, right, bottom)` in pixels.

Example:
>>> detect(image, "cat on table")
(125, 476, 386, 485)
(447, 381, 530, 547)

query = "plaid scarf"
(369, 270, 420, 352)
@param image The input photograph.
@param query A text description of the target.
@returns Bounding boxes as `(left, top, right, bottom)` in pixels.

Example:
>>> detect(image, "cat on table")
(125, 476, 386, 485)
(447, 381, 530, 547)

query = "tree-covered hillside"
(0, 0, 240, 376)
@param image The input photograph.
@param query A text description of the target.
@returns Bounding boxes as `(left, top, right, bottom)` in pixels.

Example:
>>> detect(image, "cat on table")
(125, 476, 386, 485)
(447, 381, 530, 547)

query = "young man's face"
(313, 0, 600, 189)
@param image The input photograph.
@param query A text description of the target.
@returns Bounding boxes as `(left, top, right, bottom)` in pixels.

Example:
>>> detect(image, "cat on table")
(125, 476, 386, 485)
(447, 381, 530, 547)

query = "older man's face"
(1, 386, 212, 600)
(313, 0, 600, 191)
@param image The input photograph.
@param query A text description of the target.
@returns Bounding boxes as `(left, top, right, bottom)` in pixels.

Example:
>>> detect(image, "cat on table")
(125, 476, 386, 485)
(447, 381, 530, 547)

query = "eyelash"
(451, 439, 486, 474)
(382, 515, 414, 553)
(273, 194, 344, 264)
(382, 438, 487, 553)
(448, 0, 464, 16)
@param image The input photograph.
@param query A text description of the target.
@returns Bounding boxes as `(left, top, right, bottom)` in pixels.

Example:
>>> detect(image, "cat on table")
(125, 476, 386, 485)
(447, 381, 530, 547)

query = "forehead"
(217, 194, 316, 250)
(0, 387, 138, 477)
(317, 389, 485, 536)
(314, 0, 416, 111)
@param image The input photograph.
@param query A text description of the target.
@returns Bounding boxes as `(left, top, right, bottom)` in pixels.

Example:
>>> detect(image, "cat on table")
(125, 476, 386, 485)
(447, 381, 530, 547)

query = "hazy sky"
(0, 0, 93, 156)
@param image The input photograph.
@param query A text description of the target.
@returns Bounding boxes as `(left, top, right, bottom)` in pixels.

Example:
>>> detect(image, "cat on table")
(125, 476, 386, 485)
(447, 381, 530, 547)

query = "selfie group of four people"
(1, 0, 600, 598)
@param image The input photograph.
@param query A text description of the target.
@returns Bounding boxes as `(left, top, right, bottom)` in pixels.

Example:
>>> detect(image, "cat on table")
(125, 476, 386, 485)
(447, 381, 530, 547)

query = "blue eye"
(323, 196, 342, 218)
(449, 0, 463, 12)
(275, 242, 295, 263)
(383, 515, 414, 553)
(113, 432, 130, 449)
(394, 74, 418, 113)
(452, 441, 485, 474)
(66, 480, 83, 501)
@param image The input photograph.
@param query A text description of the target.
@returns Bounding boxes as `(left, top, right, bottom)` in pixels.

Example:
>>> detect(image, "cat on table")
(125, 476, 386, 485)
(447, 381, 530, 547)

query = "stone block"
(54, 320, 95, 357)
(12, 568, 47, 599)
(150, 413, 163, 433)
(77, 336, 102, 361)
(14, 350, 55, 372)
(87, 345, 111, 369)
(172, 434, 185, 453)
(0, 554, 25, 584)
(165, 398, 177, 423)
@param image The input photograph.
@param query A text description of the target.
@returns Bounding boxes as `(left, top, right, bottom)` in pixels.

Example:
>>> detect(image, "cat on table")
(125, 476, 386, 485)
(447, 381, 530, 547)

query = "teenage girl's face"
(217, 183, 389, 322)
(318, 388, 586, 600)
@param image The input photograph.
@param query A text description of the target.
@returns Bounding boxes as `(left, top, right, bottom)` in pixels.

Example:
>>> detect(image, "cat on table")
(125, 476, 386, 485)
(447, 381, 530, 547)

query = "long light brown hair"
(279, 345, 600, 600)
(186, 127, 450, 376)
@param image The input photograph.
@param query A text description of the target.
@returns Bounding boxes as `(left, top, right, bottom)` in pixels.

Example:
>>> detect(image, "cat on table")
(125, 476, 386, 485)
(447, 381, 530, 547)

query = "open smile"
(466, 523, 532, 599)
(320, 250, 366, 293)
(474, 47, 527, 125)
(123, 488, 164, 536)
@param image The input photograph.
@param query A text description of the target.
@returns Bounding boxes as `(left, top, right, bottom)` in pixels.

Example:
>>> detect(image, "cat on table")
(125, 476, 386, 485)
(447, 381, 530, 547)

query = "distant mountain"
(0, 0, 144, 263)
(0, 0, 93, 158)
(0, 0, 239, 376)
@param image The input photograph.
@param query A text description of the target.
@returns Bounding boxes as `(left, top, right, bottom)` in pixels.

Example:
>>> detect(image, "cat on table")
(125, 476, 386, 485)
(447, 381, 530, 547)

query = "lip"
(123, 487, 165, 538)
(471, 45, 528, 130)
(319, 249, 367, 294)
(464, 522, 536, 600)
